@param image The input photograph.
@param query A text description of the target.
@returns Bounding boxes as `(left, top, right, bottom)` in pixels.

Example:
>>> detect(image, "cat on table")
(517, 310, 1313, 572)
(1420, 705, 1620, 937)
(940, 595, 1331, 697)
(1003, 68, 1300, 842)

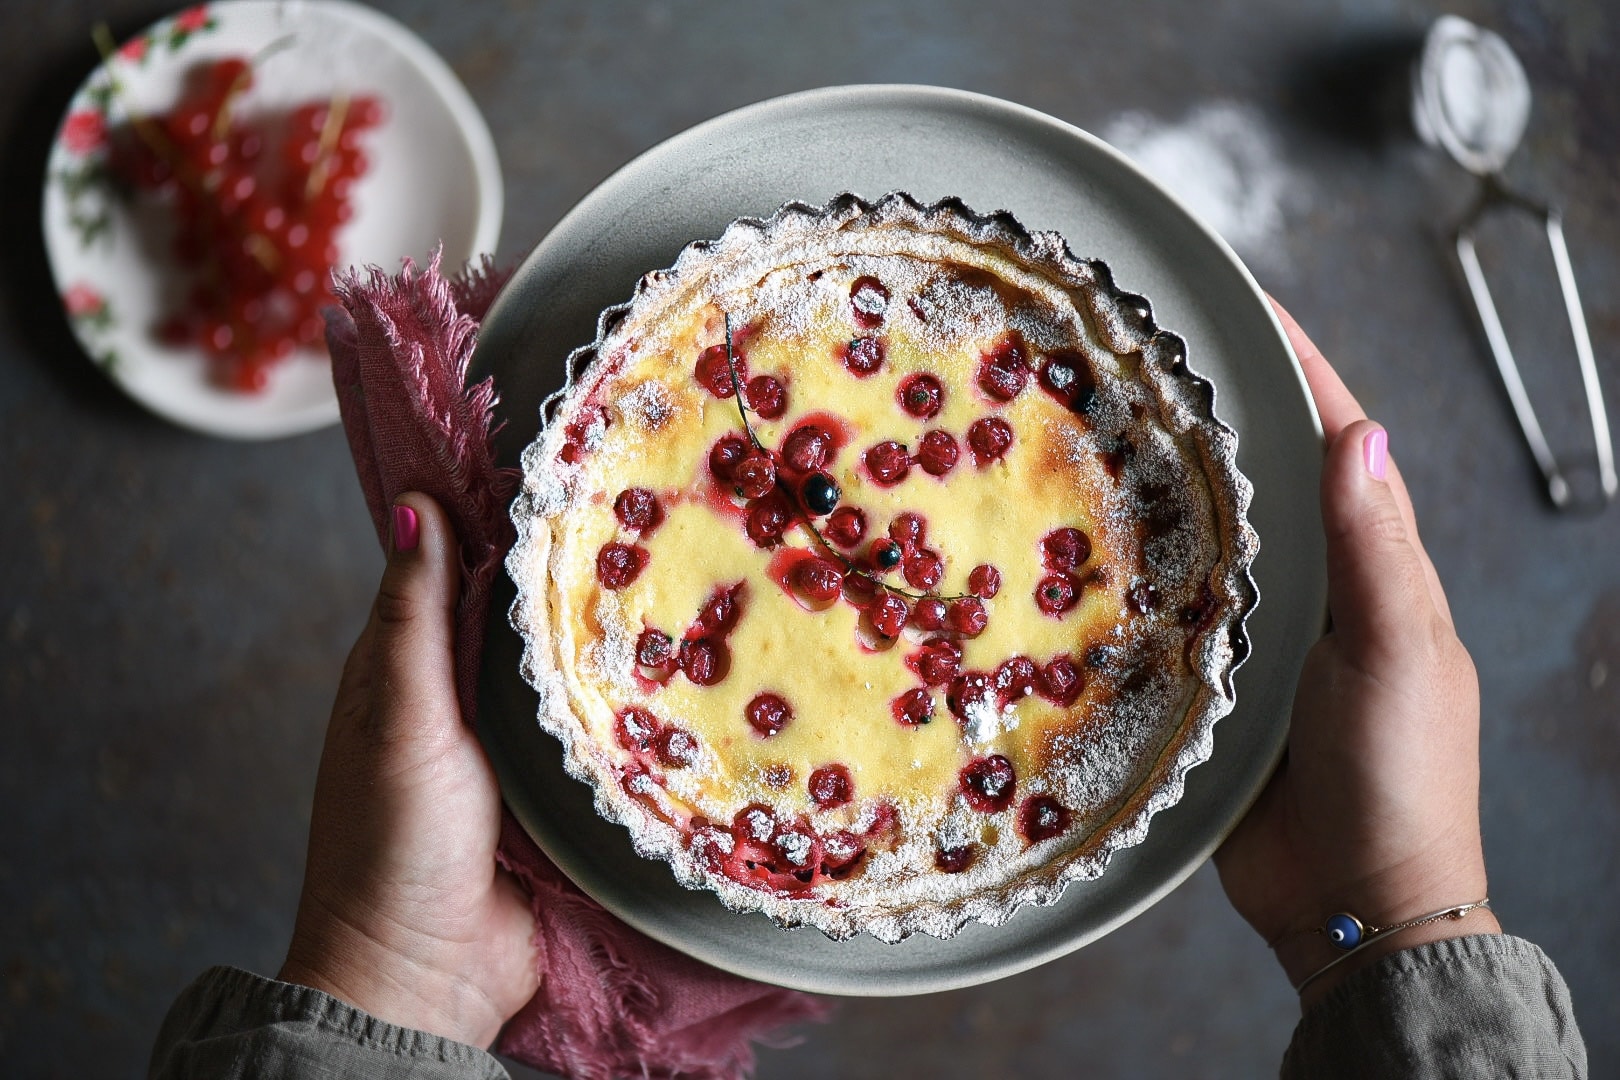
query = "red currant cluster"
(109, 57, 383, 391)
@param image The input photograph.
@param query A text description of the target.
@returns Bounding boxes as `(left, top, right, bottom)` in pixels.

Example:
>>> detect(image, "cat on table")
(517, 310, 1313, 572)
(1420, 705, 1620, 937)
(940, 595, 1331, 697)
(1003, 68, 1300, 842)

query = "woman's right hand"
(1214, 302, 1499, 1008)
(279, 493, 539, 1047)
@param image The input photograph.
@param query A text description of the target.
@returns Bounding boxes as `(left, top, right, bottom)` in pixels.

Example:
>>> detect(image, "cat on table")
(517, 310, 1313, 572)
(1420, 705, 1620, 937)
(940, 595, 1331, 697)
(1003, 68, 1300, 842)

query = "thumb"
(1320, 421, 1437, 668)
(367, 493, 464, 741)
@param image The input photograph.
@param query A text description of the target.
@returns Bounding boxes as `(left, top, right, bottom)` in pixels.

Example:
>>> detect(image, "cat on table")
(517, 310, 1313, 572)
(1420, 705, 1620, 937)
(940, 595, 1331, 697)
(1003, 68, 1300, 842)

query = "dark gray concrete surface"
(2, 2, 1615, 1077)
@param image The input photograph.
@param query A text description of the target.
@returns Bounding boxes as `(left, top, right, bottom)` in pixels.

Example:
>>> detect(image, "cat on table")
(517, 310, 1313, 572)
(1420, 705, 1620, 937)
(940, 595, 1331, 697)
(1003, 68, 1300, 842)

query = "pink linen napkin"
(326, 251, 831, 1080)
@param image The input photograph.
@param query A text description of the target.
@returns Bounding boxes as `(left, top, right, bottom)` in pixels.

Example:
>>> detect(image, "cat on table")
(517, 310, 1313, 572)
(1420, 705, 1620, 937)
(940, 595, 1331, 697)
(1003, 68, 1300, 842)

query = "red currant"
(947, 597, 989, 636)
(808, 764, 855, 808)
(897, 373, 944, 419)
(678, 637, 728, 686)
(891, 688, 935, 726)
(613, 488, 663, 533)
(1018, 795, 1072, 842)
(746, 693, 793, 737)
(978, 335, 1030, 401)
(782, 424, 834, 472)
(1041, 527, 1092, 571)
(902, 550, 943, 590)
(745, 374, 787, 419)
(994, 656, 1038, 706)
(842, 336, 885, 377)
(910, 598, 947, 631)
(692, 587, 740, 639)
(887, 513, 926, 547)
(636, 628, 674, 671)
(947, 671, 992, 721)
(824, 506, 867, 548)
(1037, 655, 1084, 706)
(907, 639, 962, 686)
(745, 492, 793, 547)
(1038, 349, 1097, 415)
(795, 558, 845, 603)
(708, 433, 750, 484)
(850, 275, 889, 328)
(864, 441, 911, 486)
(869, 593, 909, 638)
(733, 450, 778, 500)
(967, 417, 1014, 465)
(655, 727, 699, 768)
(595, 542, 647, 589)
(694, 343, 743, 397)
(1035, 574, 1079, 616)
(961, 755, 1017, 813)
(916, 430, 959, 476)
(614, 706, 660, 753)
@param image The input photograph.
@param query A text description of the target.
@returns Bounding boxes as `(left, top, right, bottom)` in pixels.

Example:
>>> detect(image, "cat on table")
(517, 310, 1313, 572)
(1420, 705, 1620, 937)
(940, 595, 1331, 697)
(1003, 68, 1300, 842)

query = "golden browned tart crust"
(508, 193, 1258, 942)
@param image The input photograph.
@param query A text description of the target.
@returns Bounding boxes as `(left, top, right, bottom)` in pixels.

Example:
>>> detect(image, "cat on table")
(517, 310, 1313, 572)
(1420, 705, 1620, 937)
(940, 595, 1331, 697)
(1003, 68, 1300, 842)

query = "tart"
(508, 193, 1258, 942)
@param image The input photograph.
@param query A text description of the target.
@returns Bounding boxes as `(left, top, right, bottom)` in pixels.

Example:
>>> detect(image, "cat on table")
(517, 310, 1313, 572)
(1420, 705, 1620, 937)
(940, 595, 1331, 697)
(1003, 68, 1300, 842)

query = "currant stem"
(212, 71, 252, 142)
(243, 233, 282, 273)
(305, 92, 351, 201)
(214, 34, 296, 139)
(91, 26, 281, 339)
(723, 314, 765, 453)
(719, 309, 969, 605)
(91, 24, 189, 186)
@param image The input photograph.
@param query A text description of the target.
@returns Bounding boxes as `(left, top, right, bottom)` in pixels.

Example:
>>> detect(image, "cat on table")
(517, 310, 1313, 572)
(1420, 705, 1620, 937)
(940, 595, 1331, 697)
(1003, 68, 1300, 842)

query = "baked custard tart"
(507, 193, 1258, 942)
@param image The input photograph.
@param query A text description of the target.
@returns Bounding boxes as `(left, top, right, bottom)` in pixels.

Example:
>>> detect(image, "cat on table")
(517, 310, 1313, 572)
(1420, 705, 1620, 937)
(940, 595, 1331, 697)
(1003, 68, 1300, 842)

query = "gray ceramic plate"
(470, 84, 1325, 997)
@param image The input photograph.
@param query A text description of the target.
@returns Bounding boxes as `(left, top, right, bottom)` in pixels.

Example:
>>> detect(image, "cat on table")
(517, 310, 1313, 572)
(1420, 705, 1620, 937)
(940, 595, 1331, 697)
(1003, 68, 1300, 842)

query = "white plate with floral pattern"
(42, 0, 502, 440)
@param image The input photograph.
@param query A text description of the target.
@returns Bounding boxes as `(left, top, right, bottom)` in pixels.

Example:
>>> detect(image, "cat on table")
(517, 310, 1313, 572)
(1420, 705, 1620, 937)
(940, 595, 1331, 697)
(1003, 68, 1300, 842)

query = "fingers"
(1269, 298, 1364, 442)
(1320, 420, 1442, 668)
(365, 493, 465, 743)
(1268, 296, 1455, 628)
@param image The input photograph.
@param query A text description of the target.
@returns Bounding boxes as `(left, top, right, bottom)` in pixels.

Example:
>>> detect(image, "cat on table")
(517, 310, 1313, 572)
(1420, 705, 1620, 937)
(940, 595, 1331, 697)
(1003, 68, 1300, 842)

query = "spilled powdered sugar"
(1102, 101, 1308, 271)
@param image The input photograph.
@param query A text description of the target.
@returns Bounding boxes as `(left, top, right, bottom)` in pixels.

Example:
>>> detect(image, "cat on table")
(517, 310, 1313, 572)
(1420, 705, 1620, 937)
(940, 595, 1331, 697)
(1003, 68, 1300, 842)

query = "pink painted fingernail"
(1363, 429, 1388, 480)
(392, 504, 419, 553)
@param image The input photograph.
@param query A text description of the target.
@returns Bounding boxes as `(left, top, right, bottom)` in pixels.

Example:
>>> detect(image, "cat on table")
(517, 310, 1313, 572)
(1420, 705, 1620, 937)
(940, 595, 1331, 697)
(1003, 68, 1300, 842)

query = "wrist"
(1276, 902, 1500, 1011)
(280, 898, 504, 1048)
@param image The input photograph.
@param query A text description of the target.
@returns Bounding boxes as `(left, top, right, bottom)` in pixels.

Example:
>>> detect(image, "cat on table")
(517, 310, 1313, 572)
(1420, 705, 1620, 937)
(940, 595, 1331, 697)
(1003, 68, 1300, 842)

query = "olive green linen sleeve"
(149, 966, 510, 1080)
(1282, 934, 1586, 1079)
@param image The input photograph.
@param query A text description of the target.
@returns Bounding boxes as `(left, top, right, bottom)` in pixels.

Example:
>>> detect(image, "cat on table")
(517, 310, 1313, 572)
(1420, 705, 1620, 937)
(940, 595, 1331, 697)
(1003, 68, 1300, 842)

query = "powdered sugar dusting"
(776, 829, 813, 867)
(521, 452, 571, 515)
(963, 699, 1020, 745)
(1007, 302, 1071, 354)
(618, 378, 675, 431)
(906, 269, 1006, 352)
(580, 611, 638, 698)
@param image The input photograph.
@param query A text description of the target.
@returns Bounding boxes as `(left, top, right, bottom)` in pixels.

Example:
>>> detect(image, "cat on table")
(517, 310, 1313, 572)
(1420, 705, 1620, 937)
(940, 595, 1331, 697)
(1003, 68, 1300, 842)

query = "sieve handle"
(1455, 185, 1615, 510)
